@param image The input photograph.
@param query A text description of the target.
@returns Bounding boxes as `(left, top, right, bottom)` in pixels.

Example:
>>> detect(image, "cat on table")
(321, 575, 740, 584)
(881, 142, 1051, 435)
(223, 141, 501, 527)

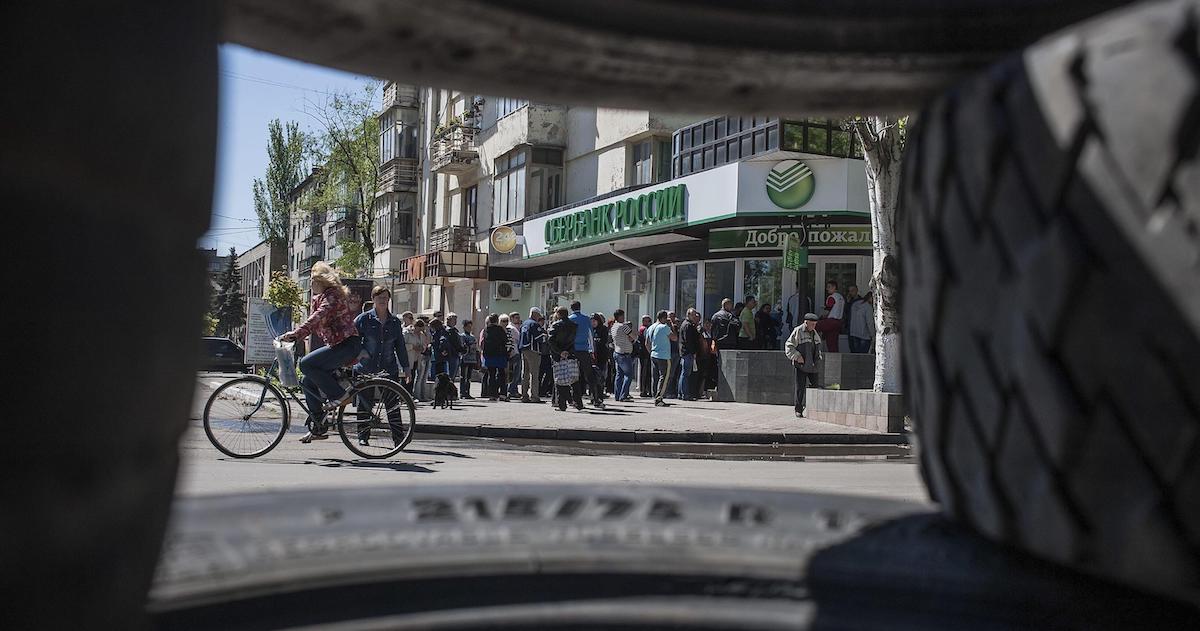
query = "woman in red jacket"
(281, 262, 362, 442)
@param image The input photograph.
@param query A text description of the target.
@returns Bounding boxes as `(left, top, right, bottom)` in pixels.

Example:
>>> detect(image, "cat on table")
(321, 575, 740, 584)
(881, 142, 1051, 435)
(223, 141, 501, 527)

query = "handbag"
(553, 358, 580, 386)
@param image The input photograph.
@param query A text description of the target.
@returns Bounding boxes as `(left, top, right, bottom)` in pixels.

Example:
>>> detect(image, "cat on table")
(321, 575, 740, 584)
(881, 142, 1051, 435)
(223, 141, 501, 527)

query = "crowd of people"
(279, 261, 880, 442)
(391, 287, 876, 413)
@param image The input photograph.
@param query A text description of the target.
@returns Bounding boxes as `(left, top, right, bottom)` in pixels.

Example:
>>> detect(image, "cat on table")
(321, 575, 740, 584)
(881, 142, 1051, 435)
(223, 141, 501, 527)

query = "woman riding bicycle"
(280, 261, 362, 443)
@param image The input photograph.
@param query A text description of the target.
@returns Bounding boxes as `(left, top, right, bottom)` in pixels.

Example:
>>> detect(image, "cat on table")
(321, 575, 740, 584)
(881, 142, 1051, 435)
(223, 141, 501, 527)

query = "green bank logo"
(766, 160, 815, 209)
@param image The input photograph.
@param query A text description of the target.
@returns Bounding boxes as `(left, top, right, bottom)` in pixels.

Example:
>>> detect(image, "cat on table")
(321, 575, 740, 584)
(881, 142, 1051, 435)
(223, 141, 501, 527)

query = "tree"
(265, 270, 306, 315)
(252, 120, 308, 251)
(302, 83, 381, 270)
(214, 248, 245, 338)
(850, 116, 906, 393)
(332, 241, 371, 278)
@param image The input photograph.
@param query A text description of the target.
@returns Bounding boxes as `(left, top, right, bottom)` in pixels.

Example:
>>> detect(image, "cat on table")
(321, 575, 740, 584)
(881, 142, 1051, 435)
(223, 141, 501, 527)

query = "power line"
(220, 71, 370, 100)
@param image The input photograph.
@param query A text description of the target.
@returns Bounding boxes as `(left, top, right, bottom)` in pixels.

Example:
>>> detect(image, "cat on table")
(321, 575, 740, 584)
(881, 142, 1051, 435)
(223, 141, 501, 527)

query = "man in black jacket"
(546, 307, 583, 411)
(444, 313, 465, 386)
(678, 308, 702, 401)
(710, 298, 741, 351)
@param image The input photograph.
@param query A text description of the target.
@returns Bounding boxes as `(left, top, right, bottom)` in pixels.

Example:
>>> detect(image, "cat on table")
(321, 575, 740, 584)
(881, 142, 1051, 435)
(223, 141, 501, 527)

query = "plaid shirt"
(294, 287, 358, 348)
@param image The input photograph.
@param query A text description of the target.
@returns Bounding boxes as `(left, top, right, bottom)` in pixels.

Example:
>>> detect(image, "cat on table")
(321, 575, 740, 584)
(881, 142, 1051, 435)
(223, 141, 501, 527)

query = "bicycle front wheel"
(336, 379, 416, 459)
(203, 377, 290, 458)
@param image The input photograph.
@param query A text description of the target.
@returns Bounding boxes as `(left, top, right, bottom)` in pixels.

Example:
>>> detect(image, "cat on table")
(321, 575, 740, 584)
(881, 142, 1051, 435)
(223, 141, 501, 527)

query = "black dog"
(433, 372, 458, 409)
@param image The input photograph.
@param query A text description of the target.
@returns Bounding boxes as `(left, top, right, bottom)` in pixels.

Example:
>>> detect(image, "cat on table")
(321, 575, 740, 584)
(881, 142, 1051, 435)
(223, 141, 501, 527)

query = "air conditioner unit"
(565, 275, 588, 294)
(492, 281, 522, 301)
(549, 276, 567, 294)
(621, 269, 648, 293)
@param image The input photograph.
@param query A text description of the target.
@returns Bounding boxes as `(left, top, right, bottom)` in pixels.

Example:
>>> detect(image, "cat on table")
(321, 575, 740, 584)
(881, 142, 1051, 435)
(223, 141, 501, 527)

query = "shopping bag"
(553, 358, 579, 386)
(274, 338, 299, 388)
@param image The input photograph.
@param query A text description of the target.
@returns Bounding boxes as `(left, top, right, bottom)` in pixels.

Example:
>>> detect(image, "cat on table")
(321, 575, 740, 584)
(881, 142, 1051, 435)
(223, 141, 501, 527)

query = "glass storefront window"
(744, 259, 783, 313)
(675, 264, 697, 314)
(703, 261, 735, 318)
(654, 266, 671, 314)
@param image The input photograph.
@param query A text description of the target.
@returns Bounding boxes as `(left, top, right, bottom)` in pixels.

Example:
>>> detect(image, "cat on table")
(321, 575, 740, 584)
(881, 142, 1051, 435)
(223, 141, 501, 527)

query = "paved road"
(176, 421, 930, 503)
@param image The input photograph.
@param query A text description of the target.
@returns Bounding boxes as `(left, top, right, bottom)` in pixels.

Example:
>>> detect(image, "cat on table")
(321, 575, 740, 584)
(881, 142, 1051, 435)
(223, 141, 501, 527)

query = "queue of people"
(279, 261, 877, 442)
(290, 282, 875, 420)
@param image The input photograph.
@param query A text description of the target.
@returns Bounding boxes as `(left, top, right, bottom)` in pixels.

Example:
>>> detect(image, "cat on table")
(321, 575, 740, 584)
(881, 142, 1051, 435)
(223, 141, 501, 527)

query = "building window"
(744, 259, 783, 315)
(497, 97, 528, 120)
(674, 263, 698, 313)
(703, 261, 735, 318)
(631, 139, 673, 186)
(493, 148, 528, 224)
(375, 194, 416, 247)
(380, 108, 419, 163)
(463, 185, 478, 231)
(632, 141, 653, 185)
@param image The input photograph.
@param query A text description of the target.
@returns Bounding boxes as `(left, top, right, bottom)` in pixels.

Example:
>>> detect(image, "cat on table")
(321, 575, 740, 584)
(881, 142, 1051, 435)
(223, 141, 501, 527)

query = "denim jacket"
(354, 310, 410, 379)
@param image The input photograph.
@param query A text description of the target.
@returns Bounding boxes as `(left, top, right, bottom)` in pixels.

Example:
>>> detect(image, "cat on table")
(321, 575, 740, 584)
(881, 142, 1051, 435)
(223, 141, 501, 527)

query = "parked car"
(200, 337, 250, 373)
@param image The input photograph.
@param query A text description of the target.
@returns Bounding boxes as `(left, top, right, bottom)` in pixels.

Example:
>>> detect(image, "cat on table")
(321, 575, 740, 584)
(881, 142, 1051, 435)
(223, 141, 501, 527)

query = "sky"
(203, 44, 375, 254)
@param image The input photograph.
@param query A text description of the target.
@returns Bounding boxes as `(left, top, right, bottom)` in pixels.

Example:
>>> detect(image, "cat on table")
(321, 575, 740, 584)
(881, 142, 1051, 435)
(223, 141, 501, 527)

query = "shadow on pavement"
(217, 457, 438, 473)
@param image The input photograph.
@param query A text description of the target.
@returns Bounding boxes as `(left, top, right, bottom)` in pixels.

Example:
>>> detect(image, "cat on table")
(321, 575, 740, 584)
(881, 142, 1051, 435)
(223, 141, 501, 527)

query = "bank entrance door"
(810, 256, 870, 316)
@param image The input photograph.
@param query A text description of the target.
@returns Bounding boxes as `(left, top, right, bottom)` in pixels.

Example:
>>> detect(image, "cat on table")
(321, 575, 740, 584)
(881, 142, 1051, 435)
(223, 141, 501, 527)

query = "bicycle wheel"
(203, 377, 290, 458)
(336, 379, 416, 459)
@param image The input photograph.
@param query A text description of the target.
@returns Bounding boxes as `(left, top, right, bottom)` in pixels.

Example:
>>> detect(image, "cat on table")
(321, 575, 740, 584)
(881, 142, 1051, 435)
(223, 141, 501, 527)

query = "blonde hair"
(310, 261, 348, 296)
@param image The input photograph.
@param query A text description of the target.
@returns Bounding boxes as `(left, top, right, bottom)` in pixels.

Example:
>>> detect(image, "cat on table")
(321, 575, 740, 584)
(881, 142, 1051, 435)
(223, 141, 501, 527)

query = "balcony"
(382, 83, 419, 110)
(430, 125, 479, 175)
(394, 250, 489, 285)
(378, 158, 418, 193)
(427, 225, 477, 253)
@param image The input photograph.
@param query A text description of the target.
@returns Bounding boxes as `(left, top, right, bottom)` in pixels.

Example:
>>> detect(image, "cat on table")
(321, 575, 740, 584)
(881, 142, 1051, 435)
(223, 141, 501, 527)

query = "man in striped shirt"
(609, 309, 636, 402)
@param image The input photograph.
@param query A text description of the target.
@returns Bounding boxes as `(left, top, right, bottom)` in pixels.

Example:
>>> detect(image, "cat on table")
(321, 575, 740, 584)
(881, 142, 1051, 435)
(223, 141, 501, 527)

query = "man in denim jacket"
(352, 287, 410, 444)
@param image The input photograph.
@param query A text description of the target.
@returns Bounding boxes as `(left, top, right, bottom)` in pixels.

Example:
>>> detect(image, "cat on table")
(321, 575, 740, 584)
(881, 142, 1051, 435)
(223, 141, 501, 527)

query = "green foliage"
(303, 82, 382, 258)
(265, 270, 306, 314)
(332, 240, 371, 278)
(202, 312, 219, 336)
(252, 119, 309, 250)
(214, 247, 246, 337)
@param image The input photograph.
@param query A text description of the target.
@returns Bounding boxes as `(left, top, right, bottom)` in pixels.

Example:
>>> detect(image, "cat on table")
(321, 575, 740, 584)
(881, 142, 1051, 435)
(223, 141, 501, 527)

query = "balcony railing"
(382, 83, 419, 110)
(378, 158, 418, 193)
(394, 250, 489, 285)
(430, 125, 479, 174)
(427, 225, 477, 253)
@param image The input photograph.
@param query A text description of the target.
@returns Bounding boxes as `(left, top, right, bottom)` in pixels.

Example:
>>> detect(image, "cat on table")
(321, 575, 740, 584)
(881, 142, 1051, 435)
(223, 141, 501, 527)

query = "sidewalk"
(415, 396, 907, 445)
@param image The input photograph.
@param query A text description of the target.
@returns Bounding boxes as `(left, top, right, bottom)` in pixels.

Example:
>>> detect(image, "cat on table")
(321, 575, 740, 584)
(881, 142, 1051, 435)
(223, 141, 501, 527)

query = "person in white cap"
(785, 312, 823, 418)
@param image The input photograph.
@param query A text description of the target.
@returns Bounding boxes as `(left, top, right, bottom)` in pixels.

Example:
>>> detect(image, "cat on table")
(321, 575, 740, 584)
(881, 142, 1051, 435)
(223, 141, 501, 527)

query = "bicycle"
(202, 359, 417, 460)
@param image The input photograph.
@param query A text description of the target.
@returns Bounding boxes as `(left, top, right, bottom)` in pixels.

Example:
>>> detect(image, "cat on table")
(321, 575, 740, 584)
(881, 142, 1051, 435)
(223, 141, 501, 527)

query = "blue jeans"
(848, 336, 871, 353)
(299, 337, 361, 430)
(507, 353, 522, 397)
(678, 354, 694, 400)
(614, 353, 634, 401)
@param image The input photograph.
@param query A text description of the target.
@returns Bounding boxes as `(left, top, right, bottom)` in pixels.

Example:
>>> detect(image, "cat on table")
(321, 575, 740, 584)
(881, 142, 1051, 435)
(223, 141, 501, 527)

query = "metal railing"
(427, 225, 477, 253)
(378, 158, 419, 192)
(382, 83, 419, 109)
(430, 125, 479, 173)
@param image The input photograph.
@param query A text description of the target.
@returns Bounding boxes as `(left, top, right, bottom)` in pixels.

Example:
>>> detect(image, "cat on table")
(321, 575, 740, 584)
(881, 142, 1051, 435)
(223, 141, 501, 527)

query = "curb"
(416, 423, 910, 445)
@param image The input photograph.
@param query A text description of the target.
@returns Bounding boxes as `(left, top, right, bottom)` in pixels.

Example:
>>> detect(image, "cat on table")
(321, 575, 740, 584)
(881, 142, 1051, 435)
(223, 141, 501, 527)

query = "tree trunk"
(853, 117, 903, 393)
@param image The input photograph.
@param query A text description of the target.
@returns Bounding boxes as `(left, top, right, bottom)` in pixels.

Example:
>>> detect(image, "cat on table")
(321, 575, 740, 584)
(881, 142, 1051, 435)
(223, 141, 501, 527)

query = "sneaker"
(300, 431, 329, 443)
(358, 438, 370, 446)
(654, 400, 671, 407)
(593, 401, 606, 410)
(520, 396, 531, 403)
(558, 405, 568, 412)
(463, 394, 475, 400)
(529, 398, 544, 404)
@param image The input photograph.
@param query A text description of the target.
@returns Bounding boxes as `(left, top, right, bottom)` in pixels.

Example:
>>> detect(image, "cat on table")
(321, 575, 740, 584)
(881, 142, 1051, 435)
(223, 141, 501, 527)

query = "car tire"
(901, 0, 1200, 607)
(149, 485, 1199, 630)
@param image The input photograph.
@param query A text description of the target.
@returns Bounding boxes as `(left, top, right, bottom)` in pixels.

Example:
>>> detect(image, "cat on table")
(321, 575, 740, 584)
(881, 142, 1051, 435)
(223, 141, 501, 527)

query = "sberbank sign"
(709, 226, 872, 251)
(545, 184, 686, 251)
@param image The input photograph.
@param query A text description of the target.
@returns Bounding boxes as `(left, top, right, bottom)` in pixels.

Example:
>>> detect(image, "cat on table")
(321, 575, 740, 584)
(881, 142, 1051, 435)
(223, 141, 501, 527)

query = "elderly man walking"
(785, 312, 822, 418)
